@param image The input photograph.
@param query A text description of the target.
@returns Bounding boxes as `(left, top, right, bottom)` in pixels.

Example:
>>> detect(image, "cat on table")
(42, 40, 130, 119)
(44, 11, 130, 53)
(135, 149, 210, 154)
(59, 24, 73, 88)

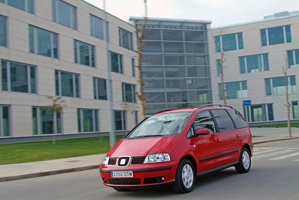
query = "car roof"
(153, 104, 235, 115)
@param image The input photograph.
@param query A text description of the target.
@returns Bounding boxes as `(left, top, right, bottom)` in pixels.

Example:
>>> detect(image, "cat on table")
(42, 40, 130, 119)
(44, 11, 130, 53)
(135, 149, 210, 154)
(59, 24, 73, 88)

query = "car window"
(126, 112, 192, 138)
(193, 111, 216, 133)
(226, 109, 248, 128)
(210, 109, 235, 132)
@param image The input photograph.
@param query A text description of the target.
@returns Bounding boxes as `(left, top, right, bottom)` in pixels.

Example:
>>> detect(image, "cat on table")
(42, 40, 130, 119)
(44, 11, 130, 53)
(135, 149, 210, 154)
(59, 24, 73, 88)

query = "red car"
(99, 104, 253, 193)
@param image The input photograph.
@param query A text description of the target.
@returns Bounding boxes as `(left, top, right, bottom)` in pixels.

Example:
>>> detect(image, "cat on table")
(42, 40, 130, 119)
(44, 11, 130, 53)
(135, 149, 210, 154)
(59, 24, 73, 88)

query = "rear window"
(226, 109, 248, 128)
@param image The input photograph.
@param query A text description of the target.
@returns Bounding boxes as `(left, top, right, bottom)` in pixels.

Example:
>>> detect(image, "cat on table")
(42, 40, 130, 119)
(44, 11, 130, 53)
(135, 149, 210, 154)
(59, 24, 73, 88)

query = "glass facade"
(215, 32, 243, 52)
(32, 107, 62, 135)
(134, 19, 212, 114)
(1, 60, 36, 93)
(219, 81, 248, 100)
(52, 0, 77, 29)
(0, 105, 10, 137)
(239, 54, 269, 73)
(287, 49, 299, 68)
(74, 40, 95, 67)
(114, 110, 126, 131)
(77, 109, 99, 133)
(265, 76, 296, 95)
(1, 0, 34, 14)
(0, 15, 7, 47)
(261, 25, 291, 46)
(93, 77, 107, 100)
(29, 26, 58, 58)
(55, 70, 80, 97)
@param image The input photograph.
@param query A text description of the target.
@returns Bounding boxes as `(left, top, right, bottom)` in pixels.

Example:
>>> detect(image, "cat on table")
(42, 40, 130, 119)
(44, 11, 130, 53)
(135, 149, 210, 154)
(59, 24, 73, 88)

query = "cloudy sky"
(84, 0, 298, 27)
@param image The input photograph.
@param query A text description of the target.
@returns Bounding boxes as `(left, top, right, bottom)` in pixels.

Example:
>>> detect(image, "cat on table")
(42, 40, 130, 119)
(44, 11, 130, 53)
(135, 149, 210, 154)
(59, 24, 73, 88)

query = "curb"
(1, 137, 299, 182)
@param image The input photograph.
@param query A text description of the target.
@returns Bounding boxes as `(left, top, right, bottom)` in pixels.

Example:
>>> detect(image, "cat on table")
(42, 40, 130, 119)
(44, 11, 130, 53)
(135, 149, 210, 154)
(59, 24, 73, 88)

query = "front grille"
(131, 156, 145, 164)
(144, 177, 165, 184)
(108, 178, 141, 185)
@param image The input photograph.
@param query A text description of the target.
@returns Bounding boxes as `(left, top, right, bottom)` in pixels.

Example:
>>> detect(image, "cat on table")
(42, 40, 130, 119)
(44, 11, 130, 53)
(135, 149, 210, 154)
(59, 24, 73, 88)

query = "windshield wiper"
(130, 134, 164, 139)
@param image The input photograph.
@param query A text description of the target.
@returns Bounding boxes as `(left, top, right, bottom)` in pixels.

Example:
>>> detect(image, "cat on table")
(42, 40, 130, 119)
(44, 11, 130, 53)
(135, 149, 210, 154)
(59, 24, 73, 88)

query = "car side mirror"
(197, 128, 210, 135)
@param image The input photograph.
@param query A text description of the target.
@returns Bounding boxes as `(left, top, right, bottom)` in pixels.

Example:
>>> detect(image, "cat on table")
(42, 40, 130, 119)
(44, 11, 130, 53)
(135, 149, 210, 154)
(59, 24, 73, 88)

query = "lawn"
(0, 135, 123, 165)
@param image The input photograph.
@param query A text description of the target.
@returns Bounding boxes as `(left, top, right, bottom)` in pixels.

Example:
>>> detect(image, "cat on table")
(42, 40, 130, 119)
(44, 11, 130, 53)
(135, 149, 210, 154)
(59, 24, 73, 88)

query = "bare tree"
(42, 96, 65, 144)
(214, 32, 227, 105)
(134, 0, 148, 120)
(282, 60, 292, 137)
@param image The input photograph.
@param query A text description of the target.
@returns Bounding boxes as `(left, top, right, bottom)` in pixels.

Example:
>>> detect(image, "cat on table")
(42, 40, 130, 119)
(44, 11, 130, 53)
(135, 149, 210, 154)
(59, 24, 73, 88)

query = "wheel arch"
(242, 144, 252, 157)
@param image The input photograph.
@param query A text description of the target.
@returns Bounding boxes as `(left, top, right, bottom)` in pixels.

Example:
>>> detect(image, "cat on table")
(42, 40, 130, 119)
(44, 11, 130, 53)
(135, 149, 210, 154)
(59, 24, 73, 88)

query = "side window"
(227, 109, 248, 128)
(193, 111, 216, 133)
(210, 109, 235, 132)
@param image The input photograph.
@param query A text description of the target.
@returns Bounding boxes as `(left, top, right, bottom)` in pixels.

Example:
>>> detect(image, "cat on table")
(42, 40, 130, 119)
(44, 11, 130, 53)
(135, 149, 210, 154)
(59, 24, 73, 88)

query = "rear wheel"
(172, 159, 195, 193)
(235, 147, 251, 173)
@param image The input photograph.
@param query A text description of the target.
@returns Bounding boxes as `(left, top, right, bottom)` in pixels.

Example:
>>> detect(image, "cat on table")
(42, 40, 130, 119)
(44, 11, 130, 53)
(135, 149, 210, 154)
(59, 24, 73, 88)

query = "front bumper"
(100, 163, 177, 188)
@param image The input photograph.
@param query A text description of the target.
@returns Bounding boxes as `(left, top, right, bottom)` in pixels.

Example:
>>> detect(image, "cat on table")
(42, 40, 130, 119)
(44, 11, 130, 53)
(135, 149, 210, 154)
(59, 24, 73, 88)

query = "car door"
(189, 110, 223, 174)
(210, 109, 241, 166)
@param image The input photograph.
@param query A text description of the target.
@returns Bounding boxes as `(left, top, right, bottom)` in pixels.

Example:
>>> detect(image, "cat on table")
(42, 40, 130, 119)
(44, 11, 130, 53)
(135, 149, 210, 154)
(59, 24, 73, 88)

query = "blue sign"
(243, 100, 251, 106)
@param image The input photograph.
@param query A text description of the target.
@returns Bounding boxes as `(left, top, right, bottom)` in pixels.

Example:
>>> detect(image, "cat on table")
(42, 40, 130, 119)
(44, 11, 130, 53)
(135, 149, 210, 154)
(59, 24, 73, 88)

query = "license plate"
(111, 171, 133, 178)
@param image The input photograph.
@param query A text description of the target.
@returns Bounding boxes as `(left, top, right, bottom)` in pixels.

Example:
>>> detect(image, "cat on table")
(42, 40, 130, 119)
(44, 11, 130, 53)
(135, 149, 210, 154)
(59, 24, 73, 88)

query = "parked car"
(99, 104, 253, 193)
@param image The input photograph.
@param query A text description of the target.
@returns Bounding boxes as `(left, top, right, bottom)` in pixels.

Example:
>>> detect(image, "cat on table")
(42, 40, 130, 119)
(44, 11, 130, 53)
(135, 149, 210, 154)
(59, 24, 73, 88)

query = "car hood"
(108, 136, 177, 157)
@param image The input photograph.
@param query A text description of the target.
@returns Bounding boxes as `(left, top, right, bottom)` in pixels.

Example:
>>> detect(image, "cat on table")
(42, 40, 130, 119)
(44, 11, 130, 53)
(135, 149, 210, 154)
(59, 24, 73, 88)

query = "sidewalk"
(1, 128, 299, 182)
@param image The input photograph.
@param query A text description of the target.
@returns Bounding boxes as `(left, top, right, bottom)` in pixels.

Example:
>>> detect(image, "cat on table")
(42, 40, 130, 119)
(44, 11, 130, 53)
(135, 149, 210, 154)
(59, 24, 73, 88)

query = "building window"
(1, 60, 36, 93)
(114, 110, 126, 131)
(90, 14, 104, 40)
(261, 25, 291, 46)
(32, 107, 62, 135)
(52, 0, 77, 29)
(110, 52, 123, 73)
(215, 32, 243, 52)
(74, 40, 95, 67)
(265, 76, 296, 96)
(1, 0, 34, 14)
(55, 70, 80, 97)
(29, 25, 58, 58)
(132, 58, 135, 77)
(122, 83, 136, 103)
(0, 15, 7, 47)
(239, 54, 269, 73)
(292, 101, 299, 119)
(0, 105, 10, 137)
(119, 28, 133, 50)
(219, 81, 248, 100)
(287, 49, 299, 68)
(244, 104, 274, 122)
(93, 77, 107, 100)
(77, 109, 99, 133)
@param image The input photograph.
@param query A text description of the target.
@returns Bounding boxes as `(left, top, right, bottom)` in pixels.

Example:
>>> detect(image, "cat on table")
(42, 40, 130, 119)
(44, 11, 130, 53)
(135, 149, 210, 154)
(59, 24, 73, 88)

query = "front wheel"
(172, 159, 195, 193)
(235, 147, 251, 173)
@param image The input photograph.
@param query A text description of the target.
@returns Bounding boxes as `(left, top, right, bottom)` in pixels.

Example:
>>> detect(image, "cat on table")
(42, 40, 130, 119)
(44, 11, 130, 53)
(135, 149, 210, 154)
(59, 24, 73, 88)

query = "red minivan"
(99, 104, 253, 193)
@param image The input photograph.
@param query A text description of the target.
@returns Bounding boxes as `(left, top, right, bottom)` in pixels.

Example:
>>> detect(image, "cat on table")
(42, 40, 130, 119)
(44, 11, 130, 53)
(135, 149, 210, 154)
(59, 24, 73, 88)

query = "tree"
(282, 61, 292, 137)
(134, 0, 148, 120)
(42, 96, 65, 144)
(214, 32, 227, 105)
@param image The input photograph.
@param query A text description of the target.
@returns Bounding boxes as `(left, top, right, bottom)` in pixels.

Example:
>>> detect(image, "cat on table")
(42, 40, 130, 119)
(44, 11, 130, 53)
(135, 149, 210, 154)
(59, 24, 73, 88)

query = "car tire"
(235, 147, 251, 173)
(172, 159, 195, 193)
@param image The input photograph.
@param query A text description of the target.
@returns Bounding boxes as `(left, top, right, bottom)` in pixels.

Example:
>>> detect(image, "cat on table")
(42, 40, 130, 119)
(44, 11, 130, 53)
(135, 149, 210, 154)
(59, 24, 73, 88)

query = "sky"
(84, 0, 298, 27)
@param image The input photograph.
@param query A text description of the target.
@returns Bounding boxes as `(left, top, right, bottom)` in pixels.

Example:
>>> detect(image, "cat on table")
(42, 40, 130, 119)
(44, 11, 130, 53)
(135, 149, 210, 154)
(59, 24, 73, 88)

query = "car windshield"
(126, 112, 192, 139)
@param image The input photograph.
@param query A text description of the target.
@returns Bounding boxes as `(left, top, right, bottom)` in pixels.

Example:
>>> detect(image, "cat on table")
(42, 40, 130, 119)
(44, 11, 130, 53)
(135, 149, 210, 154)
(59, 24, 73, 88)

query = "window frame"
(239, 53, 269, 73)
(77, 108, 99, 133)
(93, 77, 107, 100)
(55, 70, 80, 98)
(265, 75, 296, 96)
(260, 25, 291, 46)
(114, 110, 126, 131)
(74, 40, 95, 67)
(110, 51, 123, 73)
(122, 83, 136, 103)
(0, 15, 7, 47)
(52, 0, 77, 30)
(215, 32, 243, 52)
(119, 27, 133, 50)
(0, 105, 10, 137)
(1, 0, 34, 14)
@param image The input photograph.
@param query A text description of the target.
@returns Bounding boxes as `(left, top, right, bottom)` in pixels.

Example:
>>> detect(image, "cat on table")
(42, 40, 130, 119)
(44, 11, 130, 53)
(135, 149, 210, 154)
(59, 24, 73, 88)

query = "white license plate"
(111, 171, 133, 178)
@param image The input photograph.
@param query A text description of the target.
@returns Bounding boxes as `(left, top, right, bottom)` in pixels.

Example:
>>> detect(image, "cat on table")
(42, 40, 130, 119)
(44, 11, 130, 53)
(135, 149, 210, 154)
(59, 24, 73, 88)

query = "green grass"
(250, 123, 299, 128)
(0, 135, 123, 165)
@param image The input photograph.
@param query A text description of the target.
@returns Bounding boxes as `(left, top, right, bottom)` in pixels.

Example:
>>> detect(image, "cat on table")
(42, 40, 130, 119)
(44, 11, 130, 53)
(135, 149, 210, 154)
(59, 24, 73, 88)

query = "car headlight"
(144, 153, 170, 163)
(102, 156, 109, 165)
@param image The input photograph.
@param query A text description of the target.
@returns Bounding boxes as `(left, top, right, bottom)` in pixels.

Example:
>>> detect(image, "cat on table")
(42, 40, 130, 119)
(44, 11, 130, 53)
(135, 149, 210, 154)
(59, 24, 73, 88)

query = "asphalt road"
(1, 139, 299, 200)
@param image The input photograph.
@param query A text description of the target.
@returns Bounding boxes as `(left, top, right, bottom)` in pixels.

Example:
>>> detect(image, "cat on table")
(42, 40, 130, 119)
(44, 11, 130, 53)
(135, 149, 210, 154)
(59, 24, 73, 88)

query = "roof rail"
(198, 104, 234, 109)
